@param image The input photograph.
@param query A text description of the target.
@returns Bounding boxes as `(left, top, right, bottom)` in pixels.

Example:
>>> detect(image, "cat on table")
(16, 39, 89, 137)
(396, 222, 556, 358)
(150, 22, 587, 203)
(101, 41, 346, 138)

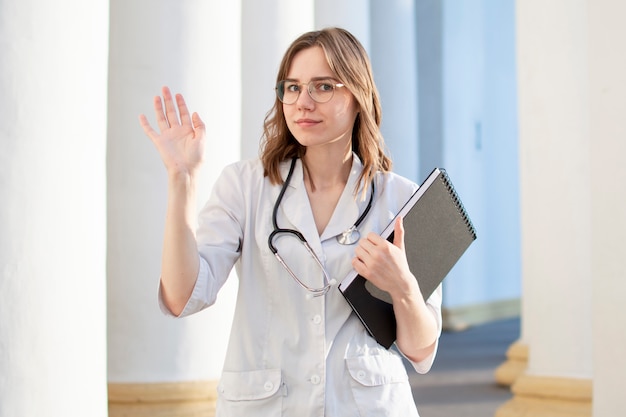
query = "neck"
(302, 149, 352, 192)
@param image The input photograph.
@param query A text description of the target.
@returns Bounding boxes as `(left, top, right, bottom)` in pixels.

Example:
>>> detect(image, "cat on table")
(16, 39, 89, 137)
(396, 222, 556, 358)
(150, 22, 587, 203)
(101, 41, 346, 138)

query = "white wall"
(0, 1, 109, 415)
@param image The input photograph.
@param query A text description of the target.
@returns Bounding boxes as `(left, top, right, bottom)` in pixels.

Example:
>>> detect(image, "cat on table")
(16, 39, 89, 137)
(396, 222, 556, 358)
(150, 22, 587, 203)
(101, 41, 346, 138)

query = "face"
(282, 46, 359, 152)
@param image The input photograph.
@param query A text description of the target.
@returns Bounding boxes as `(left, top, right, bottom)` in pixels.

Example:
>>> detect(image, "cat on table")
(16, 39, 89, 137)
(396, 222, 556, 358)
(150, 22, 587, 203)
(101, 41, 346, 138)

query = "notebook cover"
(338, 168, 477, 348)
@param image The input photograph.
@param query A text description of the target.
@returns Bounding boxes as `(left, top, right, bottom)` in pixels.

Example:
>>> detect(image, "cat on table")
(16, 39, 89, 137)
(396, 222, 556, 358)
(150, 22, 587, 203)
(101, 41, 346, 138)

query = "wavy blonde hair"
(260, 27, 391, 196)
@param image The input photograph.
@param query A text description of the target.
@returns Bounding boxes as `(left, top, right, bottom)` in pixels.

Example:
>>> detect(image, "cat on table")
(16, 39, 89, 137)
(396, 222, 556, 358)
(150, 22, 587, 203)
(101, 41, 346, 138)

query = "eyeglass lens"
(276, 79, 343, 104)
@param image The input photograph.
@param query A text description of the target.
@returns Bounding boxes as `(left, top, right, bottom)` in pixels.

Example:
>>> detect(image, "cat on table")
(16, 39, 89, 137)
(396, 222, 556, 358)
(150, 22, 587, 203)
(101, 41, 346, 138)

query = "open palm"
(139, 86, 206, 176)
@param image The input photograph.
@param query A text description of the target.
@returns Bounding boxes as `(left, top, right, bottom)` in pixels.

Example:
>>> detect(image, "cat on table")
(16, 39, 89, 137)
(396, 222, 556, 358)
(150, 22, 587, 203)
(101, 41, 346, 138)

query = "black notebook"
(338, 168, 477, 349)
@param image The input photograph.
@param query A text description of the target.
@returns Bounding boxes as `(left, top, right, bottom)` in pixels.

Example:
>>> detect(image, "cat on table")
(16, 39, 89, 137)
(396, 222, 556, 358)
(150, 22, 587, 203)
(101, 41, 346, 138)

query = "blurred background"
(0, 1, 623, 416)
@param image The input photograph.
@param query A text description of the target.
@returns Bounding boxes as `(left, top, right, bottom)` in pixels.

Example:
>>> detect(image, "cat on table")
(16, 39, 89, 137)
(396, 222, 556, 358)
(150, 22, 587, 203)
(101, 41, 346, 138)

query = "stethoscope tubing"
(268, 157, 374, 297)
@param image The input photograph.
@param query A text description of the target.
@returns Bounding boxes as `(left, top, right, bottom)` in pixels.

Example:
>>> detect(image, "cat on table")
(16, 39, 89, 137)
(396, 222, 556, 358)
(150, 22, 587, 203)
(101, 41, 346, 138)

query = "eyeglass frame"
(275, 78, 346, 105)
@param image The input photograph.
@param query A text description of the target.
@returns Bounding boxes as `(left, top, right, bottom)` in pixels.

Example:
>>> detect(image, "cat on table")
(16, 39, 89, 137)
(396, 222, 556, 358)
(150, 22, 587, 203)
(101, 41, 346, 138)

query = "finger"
(162, 86, 180, 126)
(356, 238, 374, 258)
(191, 112, 205, 133)
(153, 95, 170, 132)
(364, 231, 386, 247)
(352, 256, 367, 275)
(138, 114, 158, 139)
(176, 93, 192, 126)
(353, 245, 366, 263)
(393, 217, 405, 251)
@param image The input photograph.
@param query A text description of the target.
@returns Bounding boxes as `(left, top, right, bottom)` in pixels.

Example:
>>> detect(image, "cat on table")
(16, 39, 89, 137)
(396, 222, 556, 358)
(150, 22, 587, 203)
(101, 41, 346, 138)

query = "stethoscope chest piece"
(335, 179, 374, 245)
(336, 226, 360, 245)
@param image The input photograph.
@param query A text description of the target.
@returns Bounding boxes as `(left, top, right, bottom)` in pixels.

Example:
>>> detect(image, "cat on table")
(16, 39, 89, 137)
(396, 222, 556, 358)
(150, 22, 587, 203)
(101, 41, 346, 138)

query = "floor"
(407, 317, 520, 417)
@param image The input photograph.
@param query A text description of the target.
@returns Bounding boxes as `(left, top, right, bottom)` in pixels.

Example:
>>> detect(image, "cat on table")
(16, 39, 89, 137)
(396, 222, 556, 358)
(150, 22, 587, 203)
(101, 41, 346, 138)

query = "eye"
(315, 81, 334, 92)
(285, 82, 301, 92)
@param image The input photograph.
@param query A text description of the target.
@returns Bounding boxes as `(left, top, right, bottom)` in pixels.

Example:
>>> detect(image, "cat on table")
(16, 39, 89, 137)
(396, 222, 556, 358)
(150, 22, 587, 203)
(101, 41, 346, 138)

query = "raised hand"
(139, 86, 206, 177)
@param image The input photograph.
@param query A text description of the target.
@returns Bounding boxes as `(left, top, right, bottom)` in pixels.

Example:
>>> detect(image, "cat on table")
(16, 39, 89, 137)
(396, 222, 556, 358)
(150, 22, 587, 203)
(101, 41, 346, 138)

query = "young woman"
(140, 27, 442, 417)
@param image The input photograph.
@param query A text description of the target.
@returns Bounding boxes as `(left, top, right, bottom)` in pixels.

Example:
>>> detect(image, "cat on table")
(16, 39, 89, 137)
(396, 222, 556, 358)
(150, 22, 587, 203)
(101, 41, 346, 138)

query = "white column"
(497, 1, 593, 414)
(369, 0, 419, 181)
(589, 1, 626, 415)
(517, 0, 593, 380)
(240, 0, 315, 159)
(0, 1, 109, 416)
(107, 0, 240, 413)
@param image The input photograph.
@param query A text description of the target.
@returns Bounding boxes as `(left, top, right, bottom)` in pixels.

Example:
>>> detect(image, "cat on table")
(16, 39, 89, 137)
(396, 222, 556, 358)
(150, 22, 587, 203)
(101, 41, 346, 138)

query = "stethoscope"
(267, 157, 374, 297)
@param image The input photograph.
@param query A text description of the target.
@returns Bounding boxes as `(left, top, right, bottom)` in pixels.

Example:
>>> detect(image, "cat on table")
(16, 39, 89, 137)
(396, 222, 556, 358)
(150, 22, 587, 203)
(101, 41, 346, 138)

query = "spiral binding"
(439, 169, 477, 240)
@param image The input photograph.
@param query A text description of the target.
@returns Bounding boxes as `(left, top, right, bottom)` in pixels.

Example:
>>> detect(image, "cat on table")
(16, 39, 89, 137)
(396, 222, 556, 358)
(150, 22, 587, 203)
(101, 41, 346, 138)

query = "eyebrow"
(282, 76, 340, 82)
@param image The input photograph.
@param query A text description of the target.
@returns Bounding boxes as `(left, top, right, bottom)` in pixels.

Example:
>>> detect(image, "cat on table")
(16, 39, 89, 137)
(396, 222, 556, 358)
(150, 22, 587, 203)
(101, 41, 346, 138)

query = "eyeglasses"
(276, 79, 345, 105)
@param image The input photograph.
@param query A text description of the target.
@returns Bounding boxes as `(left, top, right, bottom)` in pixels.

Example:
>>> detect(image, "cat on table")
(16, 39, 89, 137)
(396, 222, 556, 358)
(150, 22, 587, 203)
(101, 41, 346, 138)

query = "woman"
(139, 27, 442, 417)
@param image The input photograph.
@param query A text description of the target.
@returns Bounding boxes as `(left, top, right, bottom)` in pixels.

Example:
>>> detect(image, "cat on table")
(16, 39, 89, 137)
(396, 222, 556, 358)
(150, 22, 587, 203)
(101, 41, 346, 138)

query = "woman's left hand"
(352, 217, 439, 363)
(352, 217, 420, 300)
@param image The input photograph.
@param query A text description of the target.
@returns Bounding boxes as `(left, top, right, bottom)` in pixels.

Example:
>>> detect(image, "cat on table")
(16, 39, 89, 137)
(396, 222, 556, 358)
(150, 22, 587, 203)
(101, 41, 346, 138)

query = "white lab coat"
(159, 155, 443, 417)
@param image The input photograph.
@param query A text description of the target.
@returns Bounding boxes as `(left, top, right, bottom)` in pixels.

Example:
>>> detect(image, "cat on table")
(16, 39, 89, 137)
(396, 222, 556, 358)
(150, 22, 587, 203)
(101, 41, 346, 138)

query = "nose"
(295, 85, 315, 110)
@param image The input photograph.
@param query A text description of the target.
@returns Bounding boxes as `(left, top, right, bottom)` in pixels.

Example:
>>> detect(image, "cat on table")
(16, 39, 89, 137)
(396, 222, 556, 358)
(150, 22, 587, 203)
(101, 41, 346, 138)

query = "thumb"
(393, 217, 405, 251)
(191, 112, 206, 133)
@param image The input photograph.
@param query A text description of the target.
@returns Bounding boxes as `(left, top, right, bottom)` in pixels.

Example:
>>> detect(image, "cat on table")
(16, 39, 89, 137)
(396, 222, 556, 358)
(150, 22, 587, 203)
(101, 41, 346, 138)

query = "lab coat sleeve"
(158, 162, 246, 318)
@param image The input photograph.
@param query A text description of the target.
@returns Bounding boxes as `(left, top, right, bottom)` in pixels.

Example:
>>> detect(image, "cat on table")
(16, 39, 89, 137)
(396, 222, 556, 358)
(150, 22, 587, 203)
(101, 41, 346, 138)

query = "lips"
(295, 118, 321, 127)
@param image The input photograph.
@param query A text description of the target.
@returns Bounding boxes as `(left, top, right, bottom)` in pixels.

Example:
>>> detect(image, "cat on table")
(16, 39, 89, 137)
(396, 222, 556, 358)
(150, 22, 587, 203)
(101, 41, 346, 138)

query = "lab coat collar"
(277, 153, 366, 245)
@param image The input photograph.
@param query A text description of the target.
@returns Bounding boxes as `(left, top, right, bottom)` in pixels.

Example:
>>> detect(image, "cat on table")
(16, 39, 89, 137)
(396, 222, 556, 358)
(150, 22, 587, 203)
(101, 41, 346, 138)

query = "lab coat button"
(356, 370, 366, 380)
(310, 374, 321, 385)
(264, 381, 274, 392)
(313, 314, 322, 324)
